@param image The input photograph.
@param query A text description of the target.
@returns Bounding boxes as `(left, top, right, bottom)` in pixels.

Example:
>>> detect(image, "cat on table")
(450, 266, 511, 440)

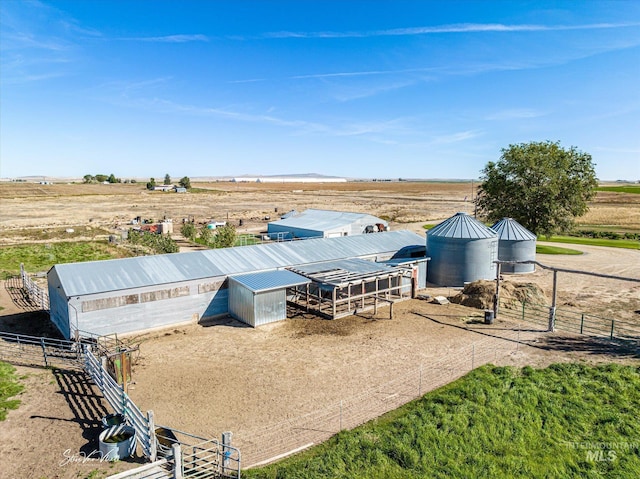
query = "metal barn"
(48, 230, 424, 338)
(426, 212, 498, 287)
(228, 270, 311, 327)
(491, 218, 537, 273)
(267, 209, 388, 240)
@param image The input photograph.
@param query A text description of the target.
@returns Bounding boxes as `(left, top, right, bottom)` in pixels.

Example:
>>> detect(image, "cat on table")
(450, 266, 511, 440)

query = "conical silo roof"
(491, 218, 536, 241)
(428, 212, 497, 239)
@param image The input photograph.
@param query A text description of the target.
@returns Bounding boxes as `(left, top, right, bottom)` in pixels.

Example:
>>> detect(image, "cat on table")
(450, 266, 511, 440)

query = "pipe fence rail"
(0, 331, 82, 369)
(499, 299, 640, 342)
(84, 346, 157, 461)
(20, 263, 49, 310)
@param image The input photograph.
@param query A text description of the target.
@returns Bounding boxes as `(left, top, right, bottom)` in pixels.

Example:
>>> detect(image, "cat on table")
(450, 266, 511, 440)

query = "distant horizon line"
(1, 175, 638, 184)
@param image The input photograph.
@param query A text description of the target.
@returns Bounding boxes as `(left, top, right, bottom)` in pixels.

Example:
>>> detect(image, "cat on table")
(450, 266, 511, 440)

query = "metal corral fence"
(20, 263, 49, 310)
(0, 331, 82, 369)
(242, 328, 532, 468)
(155, 427, 241, 479)
(499, 299, 640, 342)
(84, 346, 157, 461)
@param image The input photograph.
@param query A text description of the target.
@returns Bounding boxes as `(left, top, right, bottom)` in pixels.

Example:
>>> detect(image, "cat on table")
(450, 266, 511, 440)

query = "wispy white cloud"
(291, 67, 436, 80)
(431, 130, 483, 145)
(120, 34, 209, 43)
(264, 22, 640, 39)
(485, 109, 548, 121)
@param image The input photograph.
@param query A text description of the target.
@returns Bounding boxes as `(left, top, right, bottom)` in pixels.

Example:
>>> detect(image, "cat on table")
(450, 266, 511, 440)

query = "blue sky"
(1, 1, 639, 180)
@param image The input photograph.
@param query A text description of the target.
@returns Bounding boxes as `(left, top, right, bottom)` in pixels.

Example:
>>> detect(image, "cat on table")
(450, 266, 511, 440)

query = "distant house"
(153, 185, 174, 192)
(174, 187, 187, 193)
(267, 209, 388, 240)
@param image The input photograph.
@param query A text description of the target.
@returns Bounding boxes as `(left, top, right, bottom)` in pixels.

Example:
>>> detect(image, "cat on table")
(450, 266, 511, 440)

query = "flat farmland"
(0, 181, 478, 239)
(0, 180, 639, 478)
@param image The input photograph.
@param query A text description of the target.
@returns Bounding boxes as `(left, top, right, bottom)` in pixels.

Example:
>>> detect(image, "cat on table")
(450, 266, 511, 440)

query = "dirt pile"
(450, 280, 548, 310)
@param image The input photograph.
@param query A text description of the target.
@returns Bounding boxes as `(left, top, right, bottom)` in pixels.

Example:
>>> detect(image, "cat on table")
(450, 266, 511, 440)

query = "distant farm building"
(267, 209, 388, 240)
(48, 231, 427, 338)
(230, 176, 347, 183)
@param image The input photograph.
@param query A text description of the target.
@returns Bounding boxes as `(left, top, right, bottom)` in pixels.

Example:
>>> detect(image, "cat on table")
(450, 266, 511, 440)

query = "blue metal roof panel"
(491, 218, 537, 241)
(269, 209, 386, 232)
(230, 270, 311, 293)
(52, 230, 424, 297)
(427, 212, 497, 239)
(293, 258, 395, 276)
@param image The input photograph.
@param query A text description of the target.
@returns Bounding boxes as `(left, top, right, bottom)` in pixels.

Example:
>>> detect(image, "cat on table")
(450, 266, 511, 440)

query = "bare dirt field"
(0, 181, 639, 478)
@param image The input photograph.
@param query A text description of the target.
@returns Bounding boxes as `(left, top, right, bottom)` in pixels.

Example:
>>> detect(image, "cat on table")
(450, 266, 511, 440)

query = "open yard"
(0, 180, 638, 478)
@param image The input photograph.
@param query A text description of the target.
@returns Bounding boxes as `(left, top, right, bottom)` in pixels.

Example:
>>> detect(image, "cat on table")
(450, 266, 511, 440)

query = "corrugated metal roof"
(268, 208, 386, 232)
(491, 218, 537, 241)
(427, 212, 497, 239)
(292, 258, 395, 276)
(52, 230, 424, 297)
(290, 258, 403, 286)
(229, 270, 310, 293)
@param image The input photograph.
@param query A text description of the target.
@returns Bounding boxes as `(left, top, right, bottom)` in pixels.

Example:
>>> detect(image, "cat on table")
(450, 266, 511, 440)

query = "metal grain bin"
(491, 218, 536, 274)
(426, 212, 498, 286)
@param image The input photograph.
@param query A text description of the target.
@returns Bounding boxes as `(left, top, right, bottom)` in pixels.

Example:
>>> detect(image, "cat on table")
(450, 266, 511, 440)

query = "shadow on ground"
(413, 311, 640, 361)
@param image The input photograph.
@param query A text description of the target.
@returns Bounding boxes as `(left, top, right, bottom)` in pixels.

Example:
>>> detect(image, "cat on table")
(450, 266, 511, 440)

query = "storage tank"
(426, 212, 498, 286)
(491, 218, 536, 273)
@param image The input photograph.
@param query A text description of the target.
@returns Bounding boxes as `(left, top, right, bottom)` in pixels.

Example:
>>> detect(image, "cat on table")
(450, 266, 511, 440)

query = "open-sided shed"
(288, 258, 414, 319)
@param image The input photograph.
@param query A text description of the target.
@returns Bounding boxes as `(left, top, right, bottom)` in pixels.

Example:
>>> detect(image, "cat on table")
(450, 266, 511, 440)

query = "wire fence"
(241, 328, 535, 468)
(499, 299, 640, 343)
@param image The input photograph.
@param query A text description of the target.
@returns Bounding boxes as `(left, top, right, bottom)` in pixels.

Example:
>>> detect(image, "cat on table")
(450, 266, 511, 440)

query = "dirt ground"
(0, 181, 639, 477)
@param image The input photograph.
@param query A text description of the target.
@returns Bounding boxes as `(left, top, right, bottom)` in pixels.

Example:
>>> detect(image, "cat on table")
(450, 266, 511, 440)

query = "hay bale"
(450, 280, 547, 310)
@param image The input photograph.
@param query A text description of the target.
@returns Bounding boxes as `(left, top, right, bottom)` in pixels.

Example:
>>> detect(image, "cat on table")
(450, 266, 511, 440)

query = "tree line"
(82, 173, 191, 190)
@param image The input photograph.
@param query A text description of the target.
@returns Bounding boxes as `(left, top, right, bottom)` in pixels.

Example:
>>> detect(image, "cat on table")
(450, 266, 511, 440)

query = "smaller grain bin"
(491, 218, 536, 273)
(426, 212, 498, 286)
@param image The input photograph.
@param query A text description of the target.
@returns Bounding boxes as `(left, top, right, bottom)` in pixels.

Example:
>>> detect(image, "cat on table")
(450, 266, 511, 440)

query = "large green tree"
(476, 141, 598, 237)
(179, 176, 191, 189)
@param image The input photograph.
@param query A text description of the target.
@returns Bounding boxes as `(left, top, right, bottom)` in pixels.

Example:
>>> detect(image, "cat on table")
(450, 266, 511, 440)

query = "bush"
(128, 231, 178, 254)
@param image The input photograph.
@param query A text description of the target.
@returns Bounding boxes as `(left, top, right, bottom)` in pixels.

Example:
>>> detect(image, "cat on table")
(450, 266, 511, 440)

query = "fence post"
(40, 338, 48, 367)
(147, 410, 157, 462)
(549, 270, 558, 332)
(580, 314, 585, 335)
(610, 320, 615, 340)
(522, 300, 526, 321)
(222, 431, 232, 472)
(173, 443, 183, 479)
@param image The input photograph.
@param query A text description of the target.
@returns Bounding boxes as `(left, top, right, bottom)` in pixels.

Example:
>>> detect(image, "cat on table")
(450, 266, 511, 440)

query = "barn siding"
(66, 276, 228, 337)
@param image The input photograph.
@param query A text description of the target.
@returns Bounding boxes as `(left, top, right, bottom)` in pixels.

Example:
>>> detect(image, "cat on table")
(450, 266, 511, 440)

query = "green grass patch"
(235, 234, 261, 246)
(246, 364, 640, 479)
(536, 244, 583, 255)
(540, 235, 639, 250)
(596, 185, 640, 194)
(422, 224, 436, 230)
(0, 241, 131, 275)
(0, 361, 24, 421)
